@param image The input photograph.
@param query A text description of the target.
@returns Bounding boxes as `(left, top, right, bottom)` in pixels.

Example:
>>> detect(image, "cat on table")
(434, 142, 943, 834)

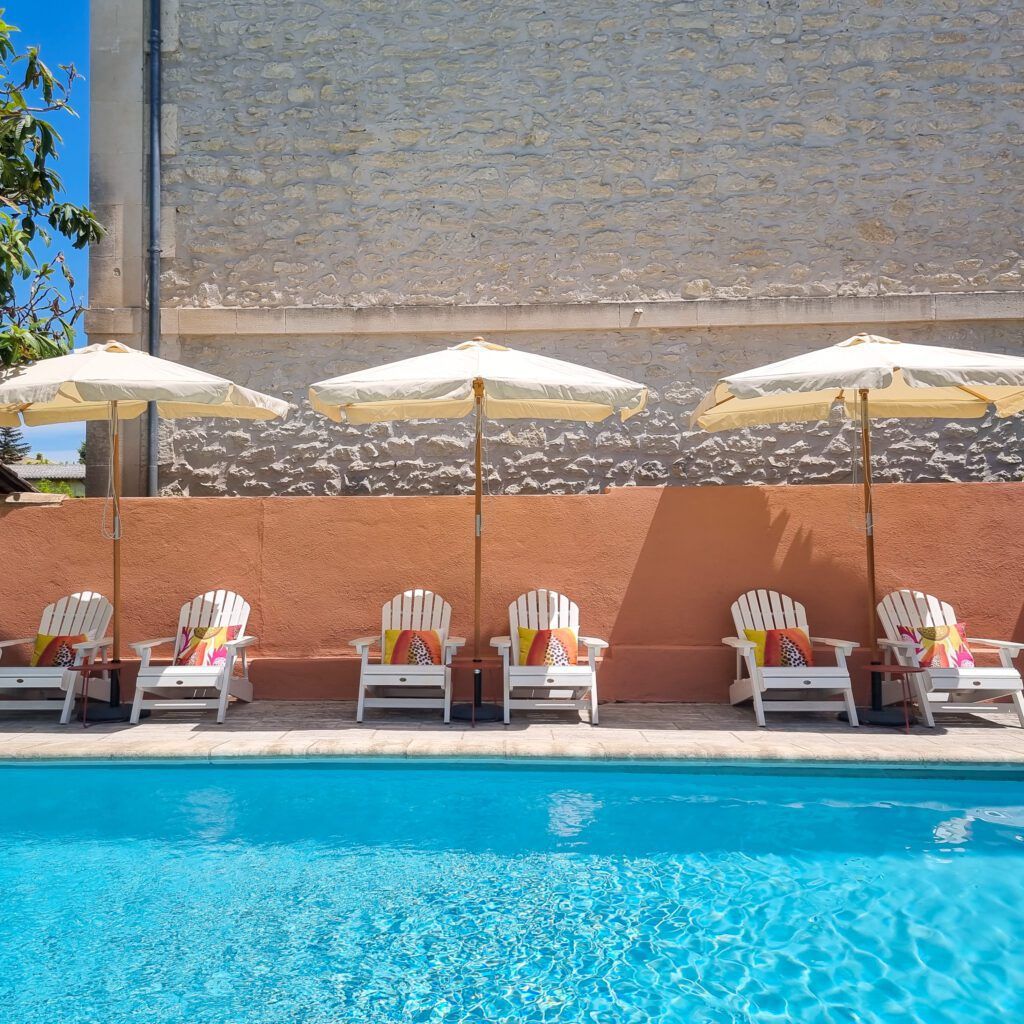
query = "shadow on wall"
(602, 485, 879, 703)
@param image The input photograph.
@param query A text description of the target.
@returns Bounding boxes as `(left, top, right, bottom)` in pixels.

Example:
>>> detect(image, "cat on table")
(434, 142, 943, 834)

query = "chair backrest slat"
(877, 589, 958, 642)
(173, 591, 251, 660)
(508, 590, 581, 666)
(379, 590, 451, 648)
(731, 590, 810, 637)
(38, 592, 113, 642)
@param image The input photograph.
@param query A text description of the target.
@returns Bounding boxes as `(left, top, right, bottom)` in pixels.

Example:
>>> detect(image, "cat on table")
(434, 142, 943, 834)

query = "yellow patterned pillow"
(517, 628, 578, 666)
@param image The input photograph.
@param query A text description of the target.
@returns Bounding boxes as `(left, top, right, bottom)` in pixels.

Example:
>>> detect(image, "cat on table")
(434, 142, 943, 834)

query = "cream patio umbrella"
(0, 341, 289, 718)
(692, 332, 1024, 721)
(309, 337, 648, 719)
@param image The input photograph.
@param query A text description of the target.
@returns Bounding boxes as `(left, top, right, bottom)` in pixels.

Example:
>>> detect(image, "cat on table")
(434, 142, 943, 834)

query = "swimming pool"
(1, 759, 1021, 1023)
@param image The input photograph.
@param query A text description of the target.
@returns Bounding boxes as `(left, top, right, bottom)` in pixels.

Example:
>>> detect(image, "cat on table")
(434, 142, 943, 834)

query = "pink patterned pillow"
(897, 623, 974, 669)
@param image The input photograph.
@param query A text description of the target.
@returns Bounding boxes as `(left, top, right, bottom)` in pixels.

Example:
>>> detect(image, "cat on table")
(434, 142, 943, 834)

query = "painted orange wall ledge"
(2, 483, 1022, 704)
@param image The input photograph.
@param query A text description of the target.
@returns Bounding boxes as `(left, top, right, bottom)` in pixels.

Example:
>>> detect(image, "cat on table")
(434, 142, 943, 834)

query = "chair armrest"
(579, 636, 608, 650)
(225, 635, 256, 650)
(350, 636, 377, 652)
(722, 636, 756, 651)
(0, 637, 34, 649)
(445, 636, 466, 650)
(73, 637, 112, 653)
(967, 638, 1024, 654)
(490, 636, 512, 651)
(129, 636, 176, 656)
(878, 638, 917, 650)
(810, 637, 857, 654)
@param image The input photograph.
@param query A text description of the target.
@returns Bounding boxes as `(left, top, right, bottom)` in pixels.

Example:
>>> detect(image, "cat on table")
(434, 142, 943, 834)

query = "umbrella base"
(839, 708, 914, 728)
(451, 702, 504, 723)
(78, 703, 150, 724)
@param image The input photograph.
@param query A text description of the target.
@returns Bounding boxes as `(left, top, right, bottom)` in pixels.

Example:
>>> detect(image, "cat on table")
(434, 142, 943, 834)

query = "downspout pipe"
(146, 0, 162, 496)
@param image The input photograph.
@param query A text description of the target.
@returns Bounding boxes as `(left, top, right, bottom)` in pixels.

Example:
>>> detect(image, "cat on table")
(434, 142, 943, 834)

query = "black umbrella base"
(78, 704, 149, 724)
(451, 702, 504, 723)
(839, 708, 914, 727)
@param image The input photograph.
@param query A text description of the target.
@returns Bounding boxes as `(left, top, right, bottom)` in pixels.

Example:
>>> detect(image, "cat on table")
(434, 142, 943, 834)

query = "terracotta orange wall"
(2, 483, 1022, 704)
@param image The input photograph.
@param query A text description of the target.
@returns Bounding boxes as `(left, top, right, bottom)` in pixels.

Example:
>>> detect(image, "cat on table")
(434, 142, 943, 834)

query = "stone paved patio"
(0, 701, 1023, 763)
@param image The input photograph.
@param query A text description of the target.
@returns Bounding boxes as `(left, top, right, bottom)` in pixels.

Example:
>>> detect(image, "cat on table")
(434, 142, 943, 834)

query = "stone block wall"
(162, 0, 1024, 306)
(161, 319, 1023, 495)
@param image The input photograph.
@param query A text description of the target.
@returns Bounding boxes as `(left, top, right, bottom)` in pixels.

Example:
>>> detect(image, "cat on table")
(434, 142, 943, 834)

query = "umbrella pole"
(112, 401, 122, 666)
(858, 388, 904, 724)
(81, 402, 133, 722)
(474, 378, 483, 660)
(859, 388, 878, 656)
(452, 377, 502, 722)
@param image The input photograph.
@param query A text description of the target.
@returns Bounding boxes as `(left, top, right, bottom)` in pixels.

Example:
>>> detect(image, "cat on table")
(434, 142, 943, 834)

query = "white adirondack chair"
(350, 590, 464, 723)
(877, 589, 1024, 728)
(724, 589, 859, 727)
(491, 589, 606, 725)
(130, 590, 255, 723)
(0, 592, 113, 723)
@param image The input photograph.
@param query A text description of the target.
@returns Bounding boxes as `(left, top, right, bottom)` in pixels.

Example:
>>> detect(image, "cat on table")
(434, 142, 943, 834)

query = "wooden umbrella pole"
(859, 388, 877, 651)
(473, 377, 484, 658)
(111, 401, 122, 663)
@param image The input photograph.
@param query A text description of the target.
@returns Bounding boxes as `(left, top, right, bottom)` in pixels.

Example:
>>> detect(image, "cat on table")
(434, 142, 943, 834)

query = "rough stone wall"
(161, 320, 1024, 496)
(162, 0, 1024, 307)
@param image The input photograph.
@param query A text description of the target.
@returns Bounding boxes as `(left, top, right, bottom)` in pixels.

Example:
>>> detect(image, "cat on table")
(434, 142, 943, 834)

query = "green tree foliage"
(34, 477, 74, 496)
(0, 423, 28, 460)
(0, 11, 103, 368)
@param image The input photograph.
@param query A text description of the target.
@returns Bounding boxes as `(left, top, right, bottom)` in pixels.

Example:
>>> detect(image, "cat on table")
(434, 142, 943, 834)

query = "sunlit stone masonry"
(88, 0, 1024, 495)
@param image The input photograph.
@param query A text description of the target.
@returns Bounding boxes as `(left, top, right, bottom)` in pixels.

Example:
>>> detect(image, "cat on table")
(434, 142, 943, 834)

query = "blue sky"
(8, 0, 90, 462)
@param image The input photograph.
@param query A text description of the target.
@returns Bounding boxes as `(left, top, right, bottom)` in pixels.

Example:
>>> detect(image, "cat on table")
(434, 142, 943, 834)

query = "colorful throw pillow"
(518, 628, 579, 667)
(743, 628, 815, 668)
(30, 633, 87, 668)
(175, 625, 241, 668)
(384, 629, 443, 666)
(897, 623, 974, 669)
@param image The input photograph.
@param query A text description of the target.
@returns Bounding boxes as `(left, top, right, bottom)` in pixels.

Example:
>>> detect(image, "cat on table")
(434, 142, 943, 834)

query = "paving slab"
(0, 701, 1022, 764)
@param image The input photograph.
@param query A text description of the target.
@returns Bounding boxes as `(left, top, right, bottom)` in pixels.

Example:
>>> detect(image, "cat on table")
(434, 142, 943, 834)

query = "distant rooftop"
(5, 462, 86, 480)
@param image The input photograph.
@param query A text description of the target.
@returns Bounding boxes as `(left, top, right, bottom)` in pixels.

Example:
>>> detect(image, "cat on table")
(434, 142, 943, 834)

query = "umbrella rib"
(954, 383, 994, 404)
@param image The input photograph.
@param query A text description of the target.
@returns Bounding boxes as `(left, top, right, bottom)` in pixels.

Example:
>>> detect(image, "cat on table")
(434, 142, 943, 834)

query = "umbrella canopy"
(692, 333, 1024, 431)
(309, 338, 648, 424)
(0, 341, 289, 425)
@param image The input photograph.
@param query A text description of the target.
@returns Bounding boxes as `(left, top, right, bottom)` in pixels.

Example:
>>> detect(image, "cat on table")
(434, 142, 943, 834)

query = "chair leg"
(130, 681, 145, 725)
(443, 670, 452, 724)
(1012, 691, 1024, 728)
(60, 677, 79, 725)
(503, 671, 511, 725)
(356, 677, 366, 723)
(590, 676, 599, 726)
(216, 675, 231, 724)
(751, 686, 767, 728)
(912, 675, 936, 728)
(842, 686, 859, 727)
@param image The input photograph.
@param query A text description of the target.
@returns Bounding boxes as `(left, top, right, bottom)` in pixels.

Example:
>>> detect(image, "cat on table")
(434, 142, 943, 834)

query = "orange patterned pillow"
(518, 628, 578, 666)
(743, 628, 815, 668)
(30, 634, 87, 668)
(384, 629, 443, 666)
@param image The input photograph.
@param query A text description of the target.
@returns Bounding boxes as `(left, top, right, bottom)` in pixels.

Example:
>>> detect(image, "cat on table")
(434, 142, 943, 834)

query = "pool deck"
(1, 701, 1023, 763)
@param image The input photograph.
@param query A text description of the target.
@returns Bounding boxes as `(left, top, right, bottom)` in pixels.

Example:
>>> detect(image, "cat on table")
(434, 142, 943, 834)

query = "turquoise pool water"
(1, 759, 1022, 1023)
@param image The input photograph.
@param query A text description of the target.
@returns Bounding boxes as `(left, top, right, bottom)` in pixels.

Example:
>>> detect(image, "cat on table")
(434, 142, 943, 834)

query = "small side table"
(70, 660, 127, 727)
(450, 654, 503, 724)
(859, 662, 923, 733)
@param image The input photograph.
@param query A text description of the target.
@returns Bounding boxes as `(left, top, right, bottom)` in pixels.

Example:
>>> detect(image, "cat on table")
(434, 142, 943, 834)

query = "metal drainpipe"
(146, 0, 162, 496)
